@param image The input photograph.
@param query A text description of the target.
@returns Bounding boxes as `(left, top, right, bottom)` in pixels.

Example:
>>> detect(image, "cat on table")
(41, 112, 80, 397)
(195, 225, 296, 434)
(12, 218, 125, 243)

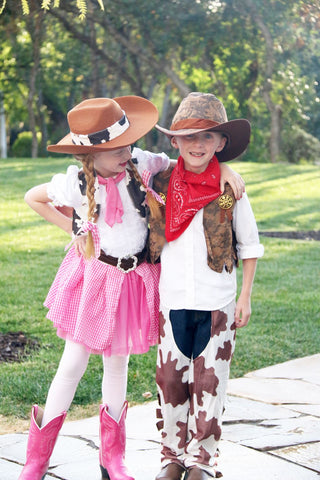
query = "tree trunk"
(87, 5, 103, 97)
(271, 105, 282, 162)
(26, 7, 44, 158)
(156, 84, 173, 153)
(37, 88, 48, 156)
(245, 0, 281, 162)
(263, 93, 282, 162)
(0, 91, 7, 159)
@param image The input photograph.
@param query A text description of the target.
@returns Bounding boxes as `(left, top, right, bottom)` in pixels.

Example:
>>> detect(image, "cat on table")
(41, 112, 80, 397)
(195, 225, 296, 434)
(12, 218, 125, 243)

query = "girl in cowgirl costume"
(20, 96, 169, 480)
(20, 95, 243, 480)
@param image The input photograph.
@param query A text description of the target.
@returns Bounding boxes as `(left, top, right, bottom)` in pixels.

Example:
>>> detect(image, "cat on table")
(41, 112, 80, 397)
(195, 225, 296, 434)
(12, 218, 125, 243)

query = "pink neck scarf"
(97, 171, 126, 227)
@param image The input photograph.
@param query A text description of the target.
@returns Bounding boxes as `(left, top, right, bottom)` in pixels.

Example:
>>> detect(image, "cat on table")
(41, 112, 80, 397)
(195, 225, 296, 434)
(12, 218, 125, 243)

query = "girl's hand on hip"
(74, 235, 88, 257)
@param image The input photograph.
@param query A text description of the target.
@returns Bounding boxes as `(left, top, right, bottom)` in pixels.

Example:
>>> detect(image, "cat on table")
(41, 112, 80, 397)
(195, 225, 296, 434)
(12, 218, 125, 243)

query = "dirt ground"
(0, 331, 40, 363)
(259, 230, 320, 241)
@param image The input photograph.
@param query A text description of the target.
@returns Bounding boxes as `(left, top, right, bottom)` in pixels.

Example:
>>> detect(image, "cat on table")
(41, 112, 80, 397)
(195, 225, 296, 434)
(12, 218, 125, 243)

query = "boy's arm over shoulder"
(152, 163, 175, 194)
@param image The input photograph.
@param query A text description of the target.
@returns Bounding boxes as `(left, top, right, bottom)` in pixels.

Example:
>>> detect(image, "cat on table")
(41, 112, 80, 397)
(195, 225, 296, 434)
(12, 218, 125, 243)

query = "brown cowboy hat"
(156, 92, 250, 162)
(47, 96, 158, 154)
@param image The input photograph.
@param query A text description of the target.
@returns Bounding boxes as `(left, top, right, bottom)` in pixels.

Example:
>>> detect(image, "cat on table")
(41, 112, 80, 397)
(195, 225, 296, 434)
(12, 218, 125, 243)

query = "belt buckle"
(117, 255, 138, 273)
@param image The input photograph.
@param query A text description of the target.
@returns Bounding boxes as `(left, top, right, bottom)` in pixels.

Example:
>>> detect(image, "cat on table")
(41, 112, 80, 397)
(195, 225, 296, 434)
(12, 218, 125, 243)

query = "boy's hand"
(234, 293, 251, 328)
(235, 258, 257, 328)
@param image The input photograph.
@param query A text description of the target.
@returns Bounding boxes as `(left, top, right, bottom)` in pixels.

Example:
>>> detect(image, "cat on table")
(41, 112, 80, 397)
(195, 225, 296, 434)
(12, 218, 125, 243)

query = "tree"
(208, 0, 320, 162)
(243, 0, 281, 163)
(25, 4, 45, 157)
(1, 0, 319, 161)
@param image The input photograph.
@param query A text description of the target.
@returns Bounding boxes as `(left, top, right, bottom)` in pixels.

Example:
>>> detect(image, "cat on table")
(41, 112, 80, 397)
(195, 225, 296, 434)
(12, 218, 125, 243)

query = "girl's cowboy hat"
(156, 92, 250, 162)
(47, 96, 158, 154)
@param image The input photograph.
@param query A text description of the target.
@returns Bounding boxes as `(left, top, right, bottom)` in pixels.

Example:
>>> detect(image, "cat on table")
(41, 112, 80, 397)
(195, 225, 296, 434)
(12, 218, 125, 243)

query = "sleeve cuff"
(237, 243, 264, 260)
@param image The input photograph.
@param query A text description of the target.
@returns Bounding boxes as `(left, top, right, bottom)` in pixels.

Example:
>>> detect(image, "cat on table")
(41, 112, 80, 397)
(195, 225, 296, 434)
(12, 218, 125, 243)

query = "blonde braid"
(78, 153, 98, 259)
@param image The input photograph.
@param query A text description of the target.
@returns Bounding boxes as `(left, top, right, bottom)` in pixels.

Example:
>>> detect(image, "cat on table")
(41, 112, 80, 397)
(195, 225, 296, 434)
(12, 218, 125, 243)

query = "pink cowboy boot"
(99, 401, 134, 480)
(18, 404, 66, 480)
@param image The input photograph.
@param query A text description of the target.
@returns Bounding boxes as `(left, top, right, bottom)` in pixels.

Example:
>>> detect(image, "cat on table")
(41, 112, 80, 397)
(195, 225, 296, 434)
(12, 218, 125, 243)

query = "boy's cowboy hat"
(47, 96, 158, 154)
(156, 92, 250, 162)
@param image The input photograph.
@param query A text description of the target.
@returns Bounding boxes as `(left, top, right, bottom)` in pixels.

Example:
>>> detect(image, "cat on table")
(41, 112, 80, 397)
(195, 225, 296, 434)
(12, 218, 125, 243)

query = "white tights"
(41, 339, 129, 427)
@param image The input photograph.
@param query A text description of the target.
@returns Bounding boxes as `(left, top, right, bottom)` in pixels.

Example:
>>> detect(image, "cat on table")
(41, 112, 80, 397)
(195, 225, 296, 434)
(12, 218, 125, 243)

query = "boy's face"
(93, 146, 132, 177)
(171, 131, 226, 174)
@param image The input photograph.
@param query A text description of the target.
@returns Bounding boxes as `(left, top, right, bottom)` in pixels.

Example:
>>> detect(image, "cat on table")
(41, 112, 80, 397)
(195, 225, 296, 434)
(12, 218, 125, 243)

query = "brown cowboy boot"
(185, 467, 222, 479)
(155, 463, 186, 480)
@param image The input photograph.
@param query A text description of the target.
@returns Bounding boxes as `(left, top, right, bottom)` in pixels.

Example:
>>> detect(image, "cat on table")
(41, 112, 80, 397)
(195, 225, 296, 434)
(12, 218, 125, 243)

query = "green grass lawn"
(0, 157, 319, 420)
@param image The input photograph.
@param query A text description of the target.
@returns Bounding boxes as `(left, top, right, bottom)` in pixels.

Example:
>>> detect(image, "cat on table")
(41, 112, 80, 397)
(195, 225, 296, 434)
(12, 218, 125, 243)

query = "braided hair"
(74, 153, 98, 259)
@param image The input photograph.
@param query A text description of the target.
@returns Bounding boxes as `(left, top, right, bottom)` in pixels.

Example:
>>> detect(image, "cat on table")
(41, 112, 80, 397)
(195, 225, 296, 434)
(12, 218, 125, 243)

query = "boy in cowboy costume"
(149, 92, 264, 480)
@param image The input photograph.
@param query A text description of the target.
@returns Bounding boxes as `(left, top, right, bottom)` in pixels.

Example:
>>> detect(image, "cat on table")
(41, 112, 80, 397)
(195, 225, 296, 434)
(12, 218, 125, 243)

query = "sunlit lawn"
(0, 157, 319, 420)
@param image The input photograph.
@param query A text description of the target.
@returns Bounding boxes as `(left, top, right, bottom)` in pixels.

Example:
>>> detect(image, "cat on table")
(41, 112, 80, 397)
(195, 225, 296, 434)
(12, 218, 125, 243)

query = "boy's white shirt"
(159, 193, 264, 311)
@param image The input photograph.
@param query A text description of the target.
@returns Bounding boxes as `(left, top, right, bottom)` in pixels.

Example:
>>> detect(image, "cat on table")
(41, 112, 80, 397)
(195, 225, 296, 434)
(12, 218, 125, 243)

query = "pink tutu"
(44, 248, 161, 356)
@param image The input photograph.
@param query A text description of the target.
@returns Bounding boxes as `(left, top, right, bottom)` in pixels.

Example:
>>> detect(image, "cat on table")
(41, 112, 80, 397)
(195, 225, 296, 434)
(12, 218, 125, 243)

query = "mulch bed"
(0, 332, 40, 363)
(260, 230, 320, 241)
(1, 231, 318, 364)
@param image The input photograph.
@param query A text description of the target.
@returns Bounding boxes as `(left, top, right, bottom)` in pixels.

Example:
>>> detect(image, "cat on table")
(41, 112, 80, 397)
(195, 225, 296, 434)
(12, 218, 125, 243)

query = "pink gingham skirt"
(44, 248, 160, 356)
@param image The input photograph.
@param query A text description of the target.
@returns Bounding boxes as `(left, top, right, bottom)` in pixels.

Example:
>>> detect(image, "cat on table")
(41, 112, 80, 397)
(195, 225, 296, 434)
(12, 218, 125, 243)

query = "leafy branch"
(0, 0, 104, 18)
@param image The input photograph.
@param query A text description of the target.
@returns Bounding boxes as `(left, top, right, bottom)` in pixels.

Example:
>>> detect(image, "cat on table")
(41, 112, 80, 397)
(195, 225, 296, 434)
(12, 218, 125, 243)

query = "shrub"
(282, 126, 320, 164)
(11, 131, 41, 157)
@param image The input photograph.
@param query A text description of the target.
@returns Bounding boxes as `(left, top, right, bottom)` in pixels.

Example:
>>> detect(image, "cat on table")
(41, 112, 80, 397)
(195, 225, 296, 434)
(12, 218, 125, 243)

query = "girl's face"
(171, 131, 226, 174)
(93, 146, 132, 177)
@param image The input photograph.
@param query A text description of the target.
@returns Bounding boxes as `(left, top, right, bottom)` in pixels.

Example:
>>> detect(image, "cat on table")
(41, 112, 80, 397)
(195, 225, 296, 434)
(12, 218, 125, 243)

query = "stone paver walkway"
(1, 354, 319, 479)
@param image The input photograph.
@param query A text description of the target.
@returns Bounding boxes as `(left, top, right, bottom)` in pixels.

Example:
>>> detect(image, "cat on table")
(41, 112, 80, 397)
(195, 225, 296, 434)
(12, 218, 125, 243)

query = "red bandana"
(165, 155, 221, 242)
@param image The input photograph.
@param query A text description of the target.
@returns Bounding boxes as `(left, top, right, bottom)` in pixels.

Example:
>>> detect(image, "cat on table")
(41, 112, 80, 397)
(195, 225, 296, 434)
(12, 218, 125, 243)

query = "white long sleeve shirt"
(159, 192, 264, 311)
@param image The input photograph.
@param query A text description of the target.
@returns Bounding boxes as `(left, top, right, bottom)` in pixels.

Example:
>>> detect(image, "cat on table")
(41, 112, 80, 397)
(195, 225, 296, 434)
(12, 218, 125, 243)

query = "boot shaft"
(18, 405, 66, 480)
(99, 402, 134, 480)
(99, 402, 127, 456)
(27, 405, 66, 459)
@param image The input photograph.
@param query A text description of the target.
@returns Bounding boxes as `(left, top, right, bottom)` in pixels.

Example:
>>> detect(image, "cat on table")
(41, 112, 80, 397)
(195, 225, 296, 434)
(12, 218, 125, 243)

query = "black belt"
(98, 248, 146, 273)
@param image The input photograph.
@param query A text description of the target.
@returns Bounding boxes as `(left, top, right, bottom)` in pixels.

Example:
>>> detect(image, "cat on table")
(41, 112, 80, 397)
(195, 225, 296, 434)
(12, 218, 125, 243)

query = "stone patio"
(1, 354, 319, 479)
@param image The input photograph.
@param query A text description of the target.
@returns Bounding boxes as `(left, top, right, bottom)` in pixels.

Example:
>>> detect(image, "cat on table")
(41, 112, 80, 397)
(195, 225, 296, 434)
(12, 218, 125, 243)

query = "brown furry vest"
(148, 167, 238, 273)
